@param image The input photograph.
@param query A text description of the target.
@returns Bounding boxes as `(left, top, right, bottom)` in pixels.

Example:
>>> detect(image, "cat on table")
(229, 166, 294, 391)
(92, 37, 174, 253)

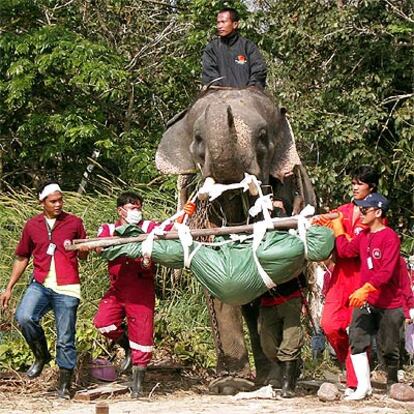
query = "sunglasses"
(359, 207, 378, 215)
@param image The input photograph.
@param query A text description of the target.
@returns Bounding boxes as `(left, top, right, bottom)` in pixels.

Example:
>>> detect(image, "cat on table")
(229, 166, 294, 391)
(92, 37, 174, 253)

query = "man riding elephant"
(202, 7, 267, 89)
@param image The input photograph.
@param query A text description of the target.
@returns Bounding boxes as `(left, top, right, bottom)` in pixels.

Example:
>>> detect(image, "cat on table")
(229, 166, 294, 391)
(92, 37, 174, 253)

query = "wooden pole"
(65, 213, 338, 251)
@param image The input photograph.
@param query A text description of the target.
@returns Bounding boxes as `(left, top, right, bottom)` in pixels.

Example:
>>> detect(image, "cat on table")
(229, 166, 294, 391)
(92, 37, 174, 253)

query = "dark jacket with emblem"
(202, 32, 267, 88)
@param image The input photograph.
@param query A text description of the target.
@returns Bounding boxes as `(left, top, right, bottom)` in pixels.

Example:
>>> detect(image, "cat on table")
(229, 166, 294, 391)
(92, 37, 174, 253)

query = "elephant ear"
(270, 111, 302, 182)
(295, 164, 317, 208)
(155, 114, 196, 175)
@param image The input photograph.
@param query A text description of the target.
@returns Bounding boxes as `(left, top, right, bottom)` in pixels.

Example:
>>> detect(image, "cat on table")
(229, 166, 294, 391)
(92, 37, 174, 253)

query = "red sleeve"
(370, 235, 400, 289)
(335, 233, 361, 259)
(400, 257, 414, 316)
(15, 222, 34, 258)
(78, 219, 87, 239)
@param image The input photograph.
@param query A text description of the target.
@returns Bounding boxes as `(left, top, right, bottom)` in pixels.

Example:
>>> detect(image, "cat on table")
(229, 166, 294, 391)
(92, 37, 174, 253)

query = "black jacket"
(202, 32, 267, 88)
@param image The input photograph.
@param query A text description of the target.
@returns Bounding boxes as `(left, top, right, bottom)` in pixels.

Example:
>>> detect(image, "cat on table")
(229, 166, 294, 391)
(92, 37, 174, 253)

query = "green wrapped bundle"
(101, 225, 334, 305)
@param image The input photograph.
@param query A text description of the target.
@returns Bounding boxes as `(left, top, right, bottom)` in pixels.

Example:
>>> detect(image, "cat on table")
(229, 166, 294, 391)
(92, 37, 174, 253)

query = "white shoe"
(344, 353, 372, 401)
(344, 386, 372, 400)
(344, 387, 355, 397)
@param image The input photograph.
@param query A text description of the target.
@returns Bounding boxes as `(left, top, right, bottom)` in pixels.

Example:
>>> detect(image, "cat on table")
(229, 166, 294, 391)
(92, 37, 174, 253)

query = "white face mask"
(122, 208, 142, 224)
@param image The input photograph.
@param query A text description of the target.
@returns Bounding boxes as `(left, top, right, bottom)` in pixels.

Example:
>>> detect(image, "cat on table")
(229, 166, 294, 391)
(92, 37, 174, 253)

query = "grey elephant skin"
(156, 88, 316, 392)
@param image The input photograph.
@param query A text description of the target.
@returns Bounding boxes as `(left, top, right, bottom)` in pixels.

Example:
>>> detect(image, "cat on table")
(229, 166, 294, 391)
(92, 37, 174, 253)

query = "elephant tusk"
(247, 180, 259, 196)
(198, 177, 216, 201)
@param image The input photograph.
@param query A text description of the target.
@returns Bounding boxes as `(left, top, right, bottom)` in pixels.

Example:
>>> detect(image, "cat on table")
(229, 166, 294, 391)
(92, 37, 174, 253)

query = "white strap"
(252, 221, 276, 289)
(289, 204, 314, 259)
(176, 223, 194, 268)
(200, 173, 262, 201)
(141, 231, 155, 258)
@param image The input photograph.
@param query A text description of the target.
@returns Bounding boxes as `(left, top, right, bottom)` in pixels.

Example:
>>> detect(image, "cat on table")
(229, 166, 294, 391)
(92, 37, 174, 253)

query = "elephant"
(156, 87, 316, 393)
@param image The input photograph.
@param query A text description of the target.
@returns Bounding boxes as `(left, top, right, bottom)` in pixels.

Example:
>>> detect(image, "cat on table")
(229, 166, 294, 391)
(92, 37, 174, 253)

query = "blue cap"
(354, 192, 390, 212)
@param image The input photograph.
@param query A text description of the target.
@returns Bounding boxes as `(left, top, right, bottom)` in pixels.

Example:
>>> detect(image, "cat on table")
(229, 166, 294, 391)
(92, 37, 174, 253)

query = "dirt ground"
(1, 368, 413, 414)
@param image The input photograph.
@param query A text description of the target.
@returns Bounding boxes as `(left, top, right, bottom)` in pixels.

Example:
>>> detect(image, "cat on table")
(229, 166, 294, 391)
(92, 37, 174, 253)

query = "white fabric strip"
(98, 324, 118, 333)
(176, 223, 194, 268)
(252, 221, 276, 289)
(129, 340, 153, 353)
(39, 183, 62, 200)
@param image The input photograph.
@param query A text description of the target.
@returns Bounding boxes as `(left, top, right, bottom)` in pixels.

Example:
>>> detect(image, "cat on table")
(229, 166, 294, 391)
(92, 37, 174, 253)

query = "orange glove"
(312, 211, 345, 237)
(183, 201, 196, 217)
(311, 213, 333, 228)
(349, 282, 377, 308)
(331, 214, 345, 237)
(176, 201, 197, 224)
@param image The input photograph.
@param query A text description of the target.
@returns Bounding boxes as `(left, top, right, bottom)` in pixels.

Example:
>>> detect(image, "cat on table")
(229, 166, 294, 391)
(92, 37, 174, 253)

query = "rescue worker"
(313, 166, 379, 395)
(93, 191, 174, 398)
(326, 193, 409, 400)
(202, 7, 267, 89)
(259, 274, 306, 398)
(258, 198, 305, 398)
(0, 181, 88, 399)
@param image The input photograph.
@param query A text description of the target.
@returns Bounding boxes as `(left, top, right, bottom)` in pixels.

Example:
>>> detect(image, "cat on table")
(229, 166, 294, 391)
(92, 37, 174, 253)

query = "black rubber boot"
(26, 336, 52, 378)
(281, 360, 298, 398)
(130, 365, 146, 398)
(57, 368, 73, 400)
(386, 364, 398, 391)
(116, 333, 132, 373)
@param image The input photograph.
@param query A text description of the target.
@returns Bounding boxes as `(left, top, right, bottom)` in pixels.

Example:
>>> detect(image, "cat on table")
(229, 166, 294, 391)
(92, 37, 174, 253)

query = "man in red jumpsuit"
(93, 191, 171, 398)
(317, 166, 379, 395)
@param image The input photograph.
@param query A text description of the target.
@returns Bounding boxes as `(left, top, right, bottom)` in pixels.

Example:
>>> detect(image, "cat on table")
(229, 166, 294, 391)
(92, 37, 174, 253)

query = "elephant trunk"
(205, 105, 244, 183)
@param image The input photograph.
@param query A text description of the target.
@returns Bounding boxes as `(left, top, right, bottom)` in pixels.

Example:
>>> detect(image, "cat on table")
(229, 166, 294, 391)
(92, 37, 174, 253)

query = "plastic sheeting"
(101, 225, 334, 305)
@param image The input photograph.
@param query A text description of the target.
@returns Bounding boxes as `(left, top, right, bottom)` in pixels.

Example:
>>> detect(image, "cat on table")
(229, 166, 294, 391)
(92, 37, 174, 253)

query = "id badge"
(367, 256, 373, 270)
(46, 243, 56, 256)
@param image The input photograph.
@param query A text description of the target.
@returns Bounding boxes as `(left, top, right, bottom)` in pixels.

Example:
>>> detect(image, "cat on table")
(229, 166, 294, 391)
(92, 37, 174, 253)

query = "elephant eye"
(192, 132, 205, 162)
(257, 128, 268, 149)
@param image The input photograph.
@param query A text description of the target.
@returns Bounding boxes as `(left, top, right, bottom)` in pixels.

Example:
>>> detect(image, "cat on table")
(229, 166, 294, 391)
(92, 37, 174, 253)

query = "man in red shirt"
(331, 192, 405, 400)
(0, 182, 88, 399)
(93, 191, 172, 398)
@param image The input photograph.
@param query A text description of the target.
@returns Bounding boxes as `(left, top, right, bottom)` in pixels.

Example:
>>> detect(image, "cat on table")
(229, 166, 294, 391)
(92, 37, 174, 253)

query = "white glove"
(409, 308, 414, 321)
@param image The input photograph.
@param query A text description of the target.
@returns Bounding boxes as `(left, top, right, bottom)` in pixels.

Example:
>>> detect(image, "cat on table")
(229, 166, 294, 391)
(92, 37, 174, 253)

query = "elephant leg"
(206, 292, 254, 395)
(241, 299, 272, 386)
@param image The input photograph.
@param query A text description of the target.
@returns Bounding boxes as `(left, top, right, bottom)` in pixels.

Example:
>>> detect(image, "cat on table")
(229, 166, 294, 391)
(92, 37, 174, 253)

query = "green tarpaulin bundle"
(101, 225, 334, 305)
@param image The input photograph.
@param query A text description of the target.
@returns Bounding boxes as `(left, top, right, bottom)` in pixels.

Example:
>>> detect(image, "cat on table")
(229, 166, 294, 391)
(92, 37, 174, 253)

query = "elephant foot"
(209, 376, 255, 395)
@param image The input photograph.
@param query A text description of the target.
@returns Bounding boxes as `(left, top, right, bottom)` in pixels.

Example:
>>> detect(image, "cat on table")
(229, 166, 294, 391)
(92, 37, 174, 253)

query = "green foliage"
(260, 0, 413, 234)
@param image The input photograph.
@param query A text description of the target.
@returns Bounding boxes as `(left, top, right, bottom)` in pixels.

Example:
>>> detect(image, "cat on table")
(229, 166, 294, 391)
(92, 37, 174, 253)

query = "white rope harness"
(140, 174, 313, 289)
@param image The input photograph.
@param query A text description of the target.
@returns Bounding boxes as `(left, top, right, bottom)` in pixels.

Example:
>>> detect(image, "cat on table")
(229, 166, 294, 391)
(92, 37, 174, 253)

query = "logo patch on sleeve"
(235, 55, 247, 64)
(372, 248, 382, 259)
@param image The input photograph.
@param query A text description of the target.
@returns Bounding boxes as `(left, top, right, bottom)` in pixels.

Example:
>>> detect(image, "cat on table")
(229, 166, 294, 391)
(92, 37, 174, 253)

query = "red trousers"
(94, 291, 154, 367)
(321, 300, 357, 388)
(321, 259, 360, 388)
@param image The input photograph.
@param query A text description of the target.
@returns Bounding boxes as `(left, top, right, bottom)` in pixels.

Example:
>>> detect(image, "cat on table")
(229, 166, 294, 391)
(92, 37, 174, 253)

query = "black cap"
(354, 192, 390, 212)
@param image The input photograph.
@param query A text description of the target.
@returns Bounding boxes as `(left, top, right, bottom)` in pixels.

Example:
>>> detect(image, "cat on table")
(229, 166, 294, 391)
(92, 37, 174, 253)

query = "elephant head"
(156, 88, 315, 218)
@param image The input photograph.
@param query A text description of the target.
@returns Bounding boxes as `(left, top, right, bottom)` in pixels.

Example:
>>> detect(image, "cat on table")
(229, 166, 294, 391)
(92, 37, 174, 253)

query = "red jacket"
(336, 226, 401, 309)
(400, 256, 414, 318)
(15, 212, 87, 285)
(98, 220, 172, 303)
(324, 202, 366, 305)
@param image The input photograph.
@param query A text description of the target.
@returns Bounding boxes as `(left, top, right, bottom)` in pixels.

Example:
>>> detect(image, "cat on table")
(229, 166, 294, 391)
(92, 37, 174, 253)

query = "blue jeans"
(15, 281, 80, 369)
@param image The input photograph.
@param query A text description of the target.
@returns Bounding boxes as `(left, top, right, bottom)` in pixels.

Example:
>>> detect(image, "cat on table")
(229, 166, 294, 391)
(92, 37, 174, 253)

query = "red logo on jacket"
(235, 55, 247, 64)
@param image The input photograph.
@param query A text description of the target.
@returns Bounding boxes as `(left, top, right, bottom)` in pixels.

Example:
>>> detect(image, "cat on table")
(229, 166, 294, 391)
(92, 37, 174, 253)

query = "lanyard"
(44, 218, 55, 242)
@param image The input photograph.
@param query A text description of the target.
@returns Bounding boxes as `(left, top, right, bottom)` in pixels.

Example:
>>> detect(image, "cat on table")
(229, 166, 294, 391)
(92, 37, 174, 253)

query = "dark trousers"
(259, 297, 303, 362)
(349, 305, 404, 366)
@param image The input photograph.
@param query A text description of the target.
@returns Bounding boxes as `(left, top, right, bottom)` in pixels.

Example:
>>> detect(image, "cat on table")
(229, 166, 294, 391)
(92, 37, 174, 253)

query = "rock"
(389, 383, 414, 401)
(317, 382, 341, 402)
